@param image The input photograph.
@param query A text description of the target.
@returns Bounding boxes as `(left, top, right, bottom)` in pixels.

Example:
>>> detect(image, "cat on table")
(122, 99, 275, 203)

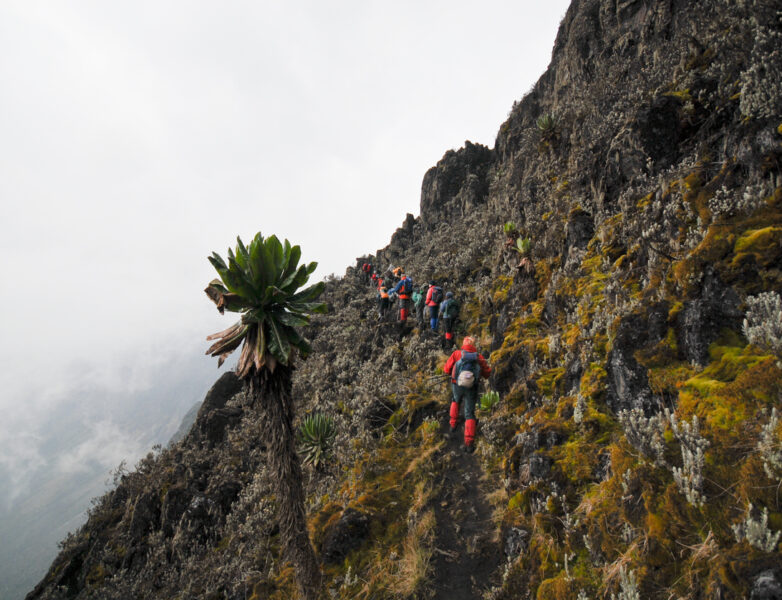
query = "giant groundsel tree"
(205, 233, 326, 599)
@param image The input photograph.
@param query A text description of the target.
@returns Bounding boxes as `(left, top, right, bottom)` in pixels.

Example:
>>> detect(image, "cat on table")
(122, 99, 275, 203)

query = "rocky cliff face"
(28, 0, 782, 598)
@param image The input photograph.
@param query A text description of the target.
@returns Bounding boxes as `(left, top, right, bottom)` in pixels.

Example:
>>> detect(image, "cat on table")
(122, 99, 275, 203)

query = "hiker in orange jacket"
(443, 336, 491, 452)
(377, 286, 390, 320)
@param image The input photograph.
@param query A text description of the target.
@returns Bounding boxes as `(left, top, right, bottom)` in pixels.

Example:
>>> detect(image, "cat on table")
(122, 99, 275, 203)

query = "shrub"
(480, 391, 500, 412)
(668, 411, 709, 507)
(611, 566, 640, 600)
(743, 291, 782, 358)
(757, 407, 782, 480)
(617, 408, 667, 466)
(732, 504, 781, 552)
(298, 413, 337, 468)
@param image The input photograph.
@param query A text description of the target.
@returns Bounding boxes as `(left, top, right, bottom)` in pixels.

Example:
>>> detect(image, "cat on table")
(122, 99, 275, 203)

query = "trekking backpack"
(442, 298, 460, 319)
(431, 286, 444, 304)
(402, 278, 412, 294)
(455, 351, 480, 388)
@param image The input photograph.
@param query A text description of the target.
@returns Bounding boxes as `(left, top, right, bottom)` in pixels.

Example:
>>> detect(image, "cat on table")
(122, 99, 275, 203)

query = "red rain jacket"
(443, 342, 491, 384)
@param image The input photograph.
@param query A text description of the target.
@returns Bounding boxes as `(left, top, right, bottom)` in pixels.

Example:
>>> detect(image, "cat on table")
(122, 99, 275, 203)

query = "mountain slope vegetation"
(28, 0, 781, 598)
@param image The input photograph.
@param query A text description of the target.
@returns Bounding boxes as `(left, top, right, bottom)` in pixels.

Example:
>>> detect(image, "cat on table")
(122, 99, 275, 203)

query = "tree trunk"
(251, 366, 321, 599)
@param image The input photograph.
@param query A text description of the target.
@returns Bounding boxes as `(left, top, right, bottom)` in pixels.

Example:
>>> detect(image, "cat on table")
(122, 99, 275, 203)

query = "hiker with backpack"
(425, 280, 444, 331)
(443, 336, 491, 453)
(377, 286, 390, 320)
(439, 291, 460, 348)
(390, 273, 413, 322)
(412, 285, 426, 328)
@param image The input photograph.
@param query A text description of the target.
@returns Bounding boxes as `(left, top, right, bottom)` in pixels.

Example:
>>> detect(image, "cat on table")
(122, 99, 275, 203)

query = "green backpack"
(442, 298, 460, 319)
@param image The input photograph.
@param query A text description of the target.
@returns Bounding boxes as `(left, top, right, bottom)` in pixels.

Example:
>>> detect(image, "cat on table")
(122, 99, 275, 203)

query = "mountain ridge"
(27, 0, 782, 597)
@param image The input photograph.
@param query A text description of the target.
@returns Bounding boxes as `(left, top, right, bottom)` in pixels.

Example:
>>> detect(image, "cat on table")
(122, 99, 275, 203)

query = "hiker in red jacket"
(425, 280, 444, 331)
(443, 336, 491, 452)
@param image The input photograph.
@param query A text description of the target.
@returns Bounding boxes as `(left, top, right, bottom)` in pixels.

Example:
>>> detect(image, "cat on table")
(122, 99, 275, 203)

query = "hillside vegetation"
(28, 0, 781, 598)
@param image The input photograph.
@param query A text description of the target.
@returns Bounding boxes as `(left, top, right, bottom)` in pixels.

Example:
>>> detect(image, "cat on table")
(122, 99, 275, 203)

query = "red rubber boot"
(449, 401, 460, 432)
(464, 418, 477, 452)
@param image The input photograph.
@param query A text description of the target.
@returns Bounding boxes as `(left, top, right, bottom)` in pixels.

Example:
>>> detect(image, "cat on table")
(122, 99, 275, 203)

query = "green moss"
(554, 440, 600, 483)
(732, 226, 782, 268)
(86, 564, 108, 588)
(580, 363, 607, 401)
(492, 275, 514, 305)
(508, 491, 524, 511)
(636, 191, 655, 209)
(536, 367, 566, 397)
(682, 332, 772, 404)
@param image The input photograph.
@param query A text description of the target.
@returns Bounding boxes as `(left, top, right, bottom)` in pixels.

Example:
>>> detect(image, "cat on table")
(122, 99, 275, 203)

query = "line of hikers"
(361, 263, 491, 453)
(360, 262, 461, 348)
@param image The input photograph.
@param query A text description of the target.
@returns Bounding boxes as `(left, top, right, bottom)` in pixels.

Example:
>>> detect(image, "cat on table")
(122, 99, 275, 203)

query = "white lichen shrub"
(547, 333, 561, 356)
(732, 504, 781, 552)
(743, 292, 782, 358)
(574, 394, 587, 424)
(617, 408, 667, 466)
(577, 590, 590, 600)
(739, 19, 782, 120)
(610, 566, 640, 600)
(668, 411, 710, 507)
(708, 183, 766, 218)
(758, 407, 782, 480)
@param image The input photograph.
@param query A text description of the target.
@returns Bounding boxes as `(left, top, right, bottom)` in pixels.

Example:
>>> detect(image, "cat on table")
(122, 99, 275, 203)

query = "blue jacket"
(391, 277, 413, 298)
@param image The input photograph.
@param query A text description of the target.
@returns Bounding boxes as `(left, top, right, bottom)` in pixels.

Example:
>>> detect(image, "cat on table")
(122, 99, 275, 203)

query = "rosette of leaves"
(514, 236, 532, 256)
(299, 413, 337, 468)
(503, 221, 517, 236)
(204, 233, 327, 378)
(536, 113, 557, 137)
(513, 237, 534, 275)
(480, 391, 500, 412)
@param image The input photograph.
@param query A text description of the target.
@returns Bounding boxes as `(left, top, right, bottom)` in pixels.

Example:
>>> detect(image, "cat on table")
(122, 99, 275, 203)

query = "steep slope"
(27, 0, 782, 598)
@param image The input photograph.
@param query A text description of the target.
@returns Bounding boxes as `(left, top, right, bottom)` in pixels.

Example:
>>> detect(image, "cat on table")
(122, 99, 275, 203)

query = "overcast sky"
(0, 1, 570, 414)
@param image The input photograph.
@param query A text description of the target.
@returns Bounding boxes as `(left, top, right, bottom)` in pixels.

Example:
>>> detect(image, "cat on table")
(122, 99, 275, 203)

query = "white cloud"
(0, 431, 45, 510)
(54, 419, 147, 476)
(0, 0, 570, 439)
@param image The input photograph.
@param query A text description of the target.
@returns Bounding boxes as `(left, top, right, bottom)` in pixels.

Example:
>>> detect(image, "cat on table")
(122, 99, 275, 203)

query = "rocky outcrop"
(419, 141, 493, 229)
(320, 509, 371, 565)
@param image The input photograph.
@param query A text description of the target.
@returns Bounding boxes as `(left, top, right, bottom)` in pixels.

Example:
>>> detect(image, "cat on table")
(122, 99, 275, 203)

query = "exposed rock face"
(677, 266, 742, 366)
(752, 571, 782, 600)
(190, 371, 245, 446)
(420, 141, 493, 229)
(320, 509, 371, 565)
(606, 304, 667, 415)
(27, 0, 782, 598)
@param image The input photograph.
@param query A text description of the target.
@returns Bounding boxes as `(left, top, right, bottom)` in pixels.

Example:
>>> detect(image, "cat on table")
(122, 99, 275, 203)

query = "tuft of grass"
(390, 509, 435, 597)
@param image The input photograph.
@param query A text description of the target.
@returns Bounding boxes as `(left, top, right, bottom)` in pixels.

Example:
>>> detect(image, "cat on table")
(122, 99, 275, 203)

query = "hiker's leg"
(450, 384, 463, 431)
(463, 390, 478, 448)
(443, 317, 454, 346)
(399, 297, 408, 321)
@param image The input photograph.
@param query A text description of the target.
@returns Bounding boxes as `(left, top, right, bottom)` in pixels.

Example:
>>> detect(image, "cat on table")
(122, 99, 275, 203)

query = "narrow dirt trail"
(430, 417, 503, 600)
